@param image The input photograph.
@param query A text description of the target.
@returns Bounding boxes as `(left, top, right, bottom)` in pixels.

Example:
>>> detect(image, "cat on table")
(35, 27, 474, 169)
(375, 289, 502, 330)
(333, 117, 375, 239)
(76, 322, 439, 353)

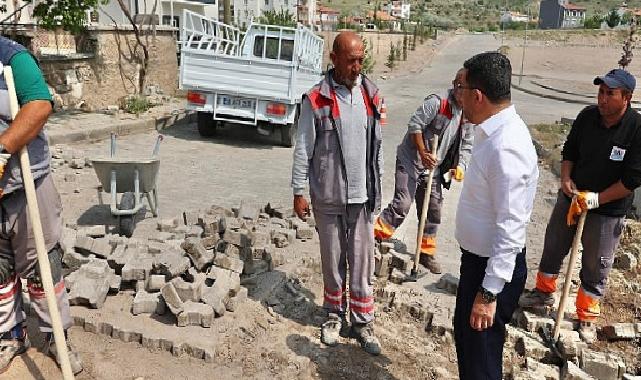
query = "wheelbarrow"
(91, 133, 163, 237)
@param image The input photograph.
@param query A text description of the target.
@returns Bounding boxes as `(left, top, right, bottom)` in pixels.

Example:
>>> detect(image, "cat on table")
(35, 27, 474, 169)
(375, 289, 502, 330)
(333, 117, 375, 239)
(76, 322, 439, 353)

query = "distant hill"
(319, 0, 641, 30)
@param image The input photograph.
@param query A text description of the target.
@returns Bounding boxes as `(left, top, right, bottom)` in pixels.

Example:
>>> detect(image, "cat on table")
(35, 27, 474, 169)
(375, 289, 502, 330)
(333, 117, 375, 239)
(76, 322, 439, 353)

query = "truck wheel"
(197, 112, 218, 137)
(280, 124, 296, 147)
(280, 106, 299, 147)
(118, 192, 136, 238)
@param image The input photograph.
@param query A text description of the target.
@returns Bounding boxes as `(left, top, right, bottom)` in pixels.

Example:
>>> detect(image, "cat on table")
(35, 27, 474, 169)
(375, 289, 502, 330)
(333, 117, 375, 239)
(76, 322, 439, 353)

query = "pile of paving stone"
(61, 201, 316, 328)
(504, 232, 641, 380)
(504, 304, 641, 380)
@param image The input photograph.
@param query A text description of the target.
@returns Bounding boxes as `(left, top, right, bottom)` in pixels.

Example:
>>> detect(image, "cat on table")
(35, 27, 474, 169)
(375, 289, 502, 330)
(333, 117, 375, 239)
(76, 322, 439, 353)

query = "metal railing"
(180, 10, 323, 73)
(181, 9, 241, 55)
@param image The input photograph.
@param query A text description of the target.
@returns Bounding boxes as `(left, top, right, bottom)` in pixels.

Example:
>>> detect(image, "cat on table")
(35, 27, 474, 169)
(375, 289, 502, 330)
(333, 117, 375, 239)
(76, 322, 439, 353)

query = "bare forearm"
(0, 100, 51, 154)
(560, 160, 573, 181)
(412, 133, 427, 155)
(599, 181, 632, 205)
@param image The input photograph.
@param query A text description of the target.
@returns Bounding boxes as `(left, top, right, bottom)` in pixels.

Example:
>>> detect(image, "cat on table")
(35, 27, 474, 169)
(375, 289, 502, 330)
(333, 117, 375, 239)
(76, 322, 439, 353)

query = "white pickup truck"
(179, 10, 324, 147)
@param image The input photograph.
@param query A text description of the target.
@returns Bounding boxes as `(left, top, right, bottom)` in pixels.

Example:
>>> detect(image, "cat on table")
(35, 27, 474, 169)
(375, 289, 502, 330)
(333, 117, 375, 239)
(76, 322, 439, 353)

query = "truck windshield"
(253, 36, 294, 61)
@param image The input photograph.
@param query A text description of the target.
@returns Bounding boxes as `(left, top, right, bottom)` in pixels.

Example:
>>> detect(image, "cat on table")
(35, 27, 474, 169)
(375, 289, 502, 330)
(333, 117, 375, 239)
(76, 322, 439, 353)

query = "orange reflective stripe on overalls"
(576, 288, 600, 321)
(535, 272, 558, 293)
(420, 235, 436, 256)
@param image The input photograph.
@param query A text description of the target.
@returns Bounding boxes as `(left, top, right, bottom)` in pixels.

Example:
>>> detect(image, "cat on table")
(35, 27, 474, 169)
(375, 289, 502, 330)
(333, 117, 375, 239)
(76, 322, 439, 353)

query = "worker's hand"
(449, 166, 464, 182)
(294, 195, 311, 221)
(566, 195, 583, 226)
(420, 151, 437, 170)
(0, 153, 10, 197)
(560, 176, 577, 198)
(470, 293, 496, 331)
(566, 191, 598, 226)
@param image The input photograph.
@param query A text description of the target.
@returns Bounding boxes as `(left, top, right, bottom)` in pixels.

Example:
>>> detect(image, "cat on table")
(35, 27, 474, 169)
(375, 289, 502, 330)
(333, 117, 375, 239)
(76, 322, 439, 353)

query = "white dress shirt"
(455, 105, 539, 294)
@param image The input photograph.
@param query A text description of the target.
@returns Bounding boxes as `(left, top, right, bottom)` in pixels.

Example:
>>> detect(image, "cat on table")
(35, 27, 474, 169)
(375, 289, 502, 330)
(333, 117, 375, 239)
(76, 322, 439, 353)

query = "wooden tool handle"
(413, 135, 439, 272)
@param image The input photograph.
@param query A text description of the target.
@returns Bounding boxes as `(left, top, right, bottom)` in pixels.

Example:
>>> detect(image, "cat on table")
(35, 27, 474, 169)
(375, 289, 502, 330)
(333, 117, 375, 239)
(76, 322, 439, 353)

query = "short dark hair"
(463, 52, 512, 104)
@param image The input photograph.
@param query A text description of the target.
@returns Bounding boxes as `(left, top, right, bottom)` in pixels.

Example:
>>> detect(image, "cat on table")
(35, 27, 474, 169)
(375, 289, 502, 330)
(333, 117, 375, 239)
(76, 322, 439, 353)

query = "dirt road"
(7, 33, 587, 380)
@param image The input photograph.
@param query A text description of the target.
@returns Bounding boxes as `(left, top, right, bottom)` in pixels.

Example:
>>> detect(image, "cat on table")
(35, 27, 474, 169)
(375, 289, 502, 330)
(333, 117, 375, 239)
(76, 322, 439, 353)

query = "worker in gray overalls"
(374, 69, 475, 274)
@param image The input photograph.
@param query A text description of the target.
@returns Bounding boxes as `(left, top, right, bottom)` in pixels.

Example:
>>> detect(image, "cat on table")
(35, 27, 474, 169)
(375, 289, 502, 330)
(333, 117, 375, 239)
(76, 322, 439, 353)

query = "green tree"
(412, 24, 418, 50)
(33, 0, 110, 33)
(605, 9, 620, 28)
(362, 36, 375, 74)
(621, 11, 633, 26)
(402, 32, 408, 61)
(583, 14, 603, 29)
(386, 42, 395, 70)
(395, 40, 401, 61)
(259, 8, 296, 27)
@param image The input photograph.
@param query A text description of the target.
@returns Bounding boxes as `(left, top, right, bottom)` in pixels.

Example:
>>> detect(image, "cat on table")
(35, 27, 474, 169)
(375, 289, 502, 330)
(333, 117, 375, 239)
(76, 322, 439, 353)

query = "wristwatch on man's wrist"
(478, 287, 497, 304)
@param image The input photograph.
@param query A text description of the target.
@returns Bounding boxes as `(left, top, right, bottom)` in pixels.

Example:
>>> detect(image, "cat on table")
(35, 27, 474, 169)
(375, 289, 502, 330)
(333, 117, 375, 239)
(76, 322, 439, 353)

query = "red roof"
(564, 2, 586, 11)
(367, 10, 396, 21)
(318, 5, 340, 15)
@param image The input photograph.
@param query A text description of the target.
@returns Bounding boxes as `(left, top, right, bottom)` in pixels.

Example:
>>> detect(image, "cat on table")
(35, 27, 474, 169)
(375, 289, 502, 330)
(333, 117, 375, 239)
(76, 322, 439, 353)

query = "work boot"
(519, 288, 555, 308)
(578, 321, 597, 344)
(351, 323, 381, 355)
(44, 332, 83, 375)
(321, 313, 342, 347)
(419, 254, 442, 274)
(0, 324, 30, 374)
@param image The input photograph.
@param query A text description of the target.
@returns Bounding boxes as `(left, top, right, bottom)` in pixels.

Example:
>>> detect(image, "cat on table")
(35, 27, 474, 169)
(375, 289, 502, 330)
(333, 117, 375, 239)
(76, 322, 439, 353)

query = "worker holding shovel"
(373, 68, 475, 274)
(0, 37, 82, 375)
(520, 69, 641, 344)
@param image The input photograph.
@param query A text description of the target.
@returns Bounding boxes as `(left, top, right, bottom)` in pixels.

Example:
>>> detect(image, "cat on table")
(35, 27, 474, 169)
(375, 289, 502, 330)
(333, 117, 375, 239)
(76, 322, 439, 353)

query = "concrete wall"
(539, 0, 562, 29)
(160, 3, 219, 28)
(561, 9, 585, 28)
(39, 26, 178, 111)
(97, 0, 137, 25)
(3, 0, 36, 24)
(232, 0, 297, 27)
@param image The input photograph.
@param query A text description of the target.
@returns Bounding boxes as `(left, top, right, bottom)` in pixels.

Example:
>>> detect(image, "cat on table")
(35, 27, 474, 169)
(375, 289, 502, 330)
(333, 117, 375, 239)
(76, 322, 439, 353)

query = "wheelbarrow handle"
(110, 132, 117, 158)
(152, 134, 164, 157)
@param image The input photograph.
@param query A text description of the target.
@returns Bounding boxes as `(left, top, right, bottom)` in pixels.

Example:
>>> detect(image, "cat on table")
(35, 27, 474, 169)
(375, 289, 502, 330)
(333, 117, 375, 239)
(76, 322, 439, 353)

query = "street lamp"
(518, 2, 530, 85)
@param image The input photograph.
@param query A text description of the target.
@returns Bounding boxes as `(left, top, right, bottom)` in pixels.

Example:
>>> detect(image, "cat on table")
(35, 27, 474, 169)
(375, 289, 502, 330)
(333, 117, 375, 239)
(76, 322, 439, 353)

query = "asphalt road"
(58, 32, 581, 285)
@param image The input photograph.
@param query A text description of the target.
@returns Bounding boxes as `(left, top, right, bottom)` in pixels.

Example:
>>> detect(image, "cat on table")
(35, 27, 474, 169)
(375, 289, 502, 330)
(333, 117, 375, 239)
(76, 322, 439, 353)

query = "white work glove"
(576, 191, 599, 210)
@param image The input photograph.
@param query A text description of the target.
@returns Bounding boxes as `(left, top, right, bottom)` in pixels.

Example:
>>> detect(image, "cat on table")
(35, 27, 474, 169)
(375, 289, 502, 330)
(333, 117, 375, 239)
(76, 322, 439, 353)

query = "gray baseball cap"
(594, 69, 636, 91)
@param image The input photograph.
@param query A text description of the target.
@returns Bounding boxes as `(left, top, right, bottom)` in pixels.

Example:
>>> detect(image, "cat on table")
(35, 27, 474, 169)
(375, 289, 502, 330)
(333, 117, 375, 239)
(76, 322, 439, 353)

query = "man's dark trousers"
(454, 248, 527, 380)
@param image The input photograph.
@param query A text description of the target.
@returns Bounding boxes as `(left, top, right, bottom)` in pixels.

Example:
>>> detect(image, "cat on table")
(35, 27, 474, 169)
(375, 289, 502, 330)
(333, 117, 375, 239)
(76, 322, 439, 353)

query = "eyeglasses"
(452, 81, 475, 91)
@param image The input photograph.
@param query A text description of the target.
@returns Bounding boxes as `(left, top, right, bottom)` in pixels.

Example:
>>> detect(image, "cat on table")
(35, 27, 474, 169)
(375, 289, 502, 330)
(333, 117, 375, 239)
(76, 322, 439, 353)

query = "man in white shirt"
(453, 52, 539, 379)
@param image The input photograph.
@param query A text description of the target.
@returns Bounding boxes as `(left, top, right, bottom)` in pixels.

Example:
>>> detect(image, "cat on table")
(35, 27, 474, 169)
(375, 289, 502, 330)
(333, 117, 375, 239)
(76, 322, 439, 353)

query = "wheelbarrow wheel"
(119, 192, 136, 238)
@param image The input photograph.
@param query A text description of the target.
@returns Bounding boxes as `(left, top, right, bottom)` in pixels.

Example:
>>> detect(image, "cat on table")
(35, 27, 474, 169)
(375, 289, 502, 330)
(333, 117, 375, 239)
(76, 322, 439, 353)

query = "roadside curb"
(47, 110, 196, 146)
(511, 82, 592, 106)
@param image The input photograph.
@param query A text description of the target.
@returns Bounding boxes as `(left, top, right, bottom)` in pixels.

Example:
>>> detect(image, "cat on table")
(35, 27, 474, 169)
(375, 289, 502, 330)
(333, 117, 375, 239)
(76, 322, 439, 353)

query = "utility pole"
(224, 0, 232, 24)
(500, 0, 508, 46)
(518, 3, 529, 85)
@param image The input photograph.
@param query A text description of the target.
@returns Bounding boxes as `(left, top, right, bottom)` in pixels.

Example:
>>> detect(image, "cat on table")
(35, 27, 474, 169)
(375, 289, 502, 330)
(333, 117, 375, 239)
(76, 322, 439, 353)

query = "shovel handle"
(413, 136, 439, 273)
(553, 210, 587, 340)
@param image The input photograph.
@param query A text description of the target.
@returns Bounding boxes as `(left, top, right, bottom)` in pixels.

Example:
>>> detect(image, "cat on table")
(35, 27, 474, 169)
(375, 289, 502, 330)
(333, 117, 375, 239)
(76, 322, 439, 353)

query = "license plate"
(218, 96, 254, 109)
